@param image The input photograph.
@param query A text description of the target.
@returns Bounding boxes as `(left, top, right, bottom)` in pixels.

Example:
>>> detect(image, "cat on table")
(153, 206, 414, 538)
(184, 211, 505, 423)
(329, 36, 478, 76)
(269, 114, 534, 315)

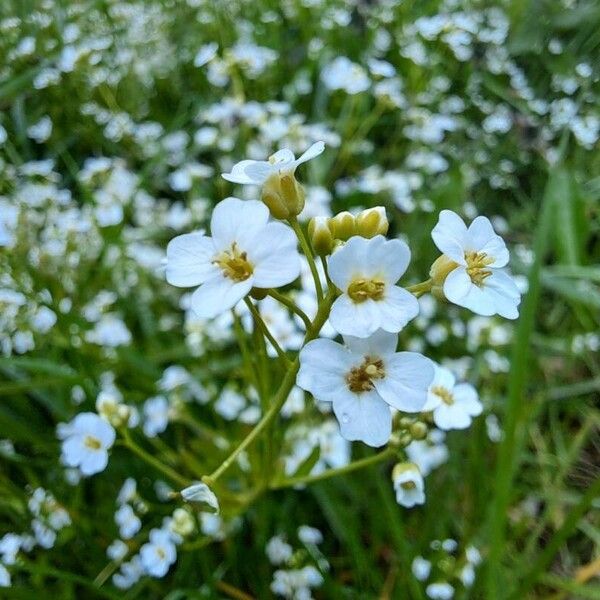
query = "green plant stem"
(268, 288, 312, 330)
(244, 297, 290, 364)
(120, 430, 189, 487)
(289, 216, 324, 302)
(406, 279, 432, 298)
(203, 288, 336, 486)
(270, 446, 396, 489)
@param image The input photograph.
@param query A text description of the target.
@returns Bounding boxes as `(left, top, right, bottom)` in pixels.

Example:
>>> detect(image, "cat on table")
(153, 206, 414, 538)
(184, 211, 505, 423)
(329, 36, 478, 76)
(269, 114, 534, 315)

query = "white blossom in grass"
(140, 529, 177, 578)
(297, 330, 434, 447)
(412, 556, 431, 581)
(298, 525, 323, 545)
(58, 413, 115, 476)
(221, 142, 324, 186)
(327, 235, 420, 338)
(115, 504, 141, 540)
(142, 396, 170, 437)
(426, 582, 454, 600)
(392, 463, 425, 508)
(321, 57, 371, 94)
(107, 539, 128, 561)
(424, 366, 482, 430)
(113, 556, 143, 589)
(181, 482, 220, 513)
(0, 564, 9, 588)
(166, 198, 301, 318)
(0, 534, 20, 565)
(430, 210, 521, 319)
(266, 535, 293, 565)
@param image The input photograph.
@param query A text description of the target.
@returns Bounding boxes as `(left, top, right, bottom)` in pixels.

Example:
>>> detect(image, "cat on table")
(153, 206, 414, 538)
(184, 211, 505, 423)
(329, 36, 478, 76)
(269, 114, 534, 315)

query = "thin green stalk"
(244, 297, 290, 364)
(406, 279, 432, 298)
(270, 447, 396, 489)
(289, 216, 324, 302)
(120, 430, 189, 488)
(268, 288, 312, 330)
(204, 289, 336, 486)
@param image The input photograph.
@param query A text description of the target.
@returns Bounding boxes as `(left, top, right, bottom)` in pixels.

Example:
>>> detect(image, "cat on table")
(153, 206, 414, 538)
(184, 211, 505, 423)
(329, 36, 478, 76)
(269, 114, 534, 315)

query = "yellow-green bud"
(356, 206, 389, 238)
(250, 287, 269, 300)
(308, 216, 334, 256)
(392, 461, 420, 480)
(409, 421, 429, 440)
(429, 254, 459, 300)
(261, 172, 305, 219)
(328, 211, 356, 241)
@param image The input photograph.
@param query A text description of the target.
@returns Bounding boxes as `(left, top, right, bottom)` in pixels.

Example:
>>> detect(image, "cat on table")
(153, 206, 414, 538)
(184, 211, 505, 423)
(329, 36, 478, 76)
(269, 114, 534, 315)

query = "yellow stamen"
(84, 435, 101, 450)
(213, 242, 254, 282)
(431, 385, 454, 406)
(465, 251, 494, 286)
(347, 278, 385, 303)
(346, 356, 385, 393)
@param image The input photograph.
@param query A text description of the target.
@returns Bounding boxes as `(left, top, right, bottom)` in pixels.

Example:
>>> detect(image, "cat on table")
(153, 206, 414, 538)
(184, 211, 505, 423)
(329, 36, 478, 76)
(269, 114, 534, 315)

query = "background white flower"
(140, 529, 177, 578)
(58, 413, 115, 476)
(431, 210, 521, 319)
(392, 463, 426, 508)
(328, 235, 420, 338)
(166, 198, 301, 318)
(297, 330, 434, 447)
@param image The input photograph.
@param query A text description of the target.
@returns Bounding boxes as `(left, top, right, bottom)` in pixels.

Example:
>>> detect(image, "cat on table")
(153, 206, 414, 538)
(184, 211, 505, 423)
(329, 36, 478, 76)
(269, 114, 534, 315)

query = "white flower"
(0, 534, 20, 565)
(58, 413, 115, 476)
(107, 539, 129, 561)
(426, 582, 454, 600)
(297, 330, 434, 447)
(424, 366, 482, 430)
(181, 482, 219, 513)
(321, 57, 371, 94)
(140, 529, 177, 578)
(166, 198, 301, 318)
(297, 525, 323, 545)
(392, 463, 425, 508)
(0, 564, 10, 588)
(327, 235, 420, 338)
(431, 210, 521, 319)
(221, 141, 324, 185)
(142, 395, 170, 437)
(115, 504, 142, 540)
(412, 556, 432, 581)
(266, 535, 293, 565)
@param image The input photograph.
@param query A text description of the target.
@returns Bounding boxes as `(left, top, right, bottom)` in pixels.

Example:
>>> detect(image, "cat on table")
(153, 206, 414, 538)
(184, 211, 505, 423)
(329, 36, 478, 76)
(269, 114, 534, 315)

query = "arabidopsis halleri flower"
(297, 330, 434, 447)
(140, 529, 177, 578)
(58, 413, 115, 476)
(424, 366, 482, 430)
(426, 582, 455, 600)
(115, 504, 142, 539)
(221, 142, 325, 186)
(142, 396, 170, 437)
(166, 198, 300, 318)
(431, 210, 521, 319)
(392, 463, 425, 508)
(181, 482, 219, 513)
(412, 556, 432, 581)
(327, 235, 420, 338)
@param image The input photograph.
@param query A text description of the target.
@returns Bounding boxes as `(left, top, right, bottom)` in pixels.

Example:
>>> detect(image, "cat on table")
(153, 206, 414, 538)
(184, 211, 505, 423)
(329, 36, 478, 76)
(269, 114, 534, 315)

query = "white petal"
(297, 339, 355, 403)
(453, 383, 482, 416)
(327, 236, 371, 291)
(466, 216, 509, 266)
(166, 233, 216, 288)
(376, 286, 420, 333)
(249, 222, 301, 288)
(431, 210, 468, 265)
(433, 404, 471, 430)
(294, 141, 325, 166)
(62, 436, 85, 466)
(210, 198, 269, 250)
(374, 352, 434, 412)
(90, 418, 116, 448)
(366, 237, 411, 284)
(443, 267, 473, 303)
(221, 160, 260, 184)
(329, 295, 382, 338)
(343, 329, 398, 357)
(80, 449, 109, 476)
(332, 390, 392, 447)
(190, 275, 253, 318)
(243, 161, 275, 183)
(485, 270, 521, 319)
(270, 148, 296, 165)
(453, 282, 496, 316)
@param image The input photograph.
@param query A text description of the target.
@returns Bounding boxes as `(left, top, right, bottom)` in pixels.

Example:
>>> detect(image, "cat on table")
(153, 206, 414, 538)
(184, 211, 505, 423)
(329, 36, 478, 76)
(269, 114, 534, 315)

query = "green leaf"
(291, 444, 321, 479)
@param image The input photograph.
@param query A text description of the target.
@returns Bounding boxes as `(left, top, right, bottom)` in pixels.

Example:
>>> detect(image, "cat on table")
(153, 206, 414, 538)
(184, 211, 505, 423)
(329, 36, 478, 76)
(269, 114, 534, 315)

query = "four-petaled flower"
(431, 210, 521, 319)
(327, 235, 420, 338)
(297, 330, 434, 447)
(166, 198, 301, 318)
(58, 413, 115, 476)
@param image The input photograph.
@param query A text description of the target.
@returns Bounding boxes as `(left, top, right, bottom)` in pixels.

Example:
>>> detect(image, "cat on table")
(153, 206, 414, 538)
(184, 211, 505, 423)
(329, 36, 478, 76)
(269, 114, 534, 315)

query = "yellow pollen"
(346, 356, 385, 393)
(213, 242, 254, 282)
(431, 385, 454, 406)
(401, 480, 417, 491)
(84, 435, 101, 450)
(157, 548, 166, 560)
(347, 278, 385, 303)
(465, 251, 493, 286)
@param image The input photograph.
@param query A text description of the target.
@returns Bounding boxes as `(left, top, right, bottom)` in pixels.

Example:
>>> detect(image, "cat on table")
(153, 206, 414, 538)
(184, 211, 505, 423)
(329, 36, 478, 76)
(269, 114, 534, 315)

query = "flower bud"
(328, 211, 356, 241)
(356, 206, 389, 238)
(261, 172, 305, 219)
(308, 217, 334, 256)
(409, 421, 428, 440)
(429, 255, 458, 300)
(181, 482, 219, 513)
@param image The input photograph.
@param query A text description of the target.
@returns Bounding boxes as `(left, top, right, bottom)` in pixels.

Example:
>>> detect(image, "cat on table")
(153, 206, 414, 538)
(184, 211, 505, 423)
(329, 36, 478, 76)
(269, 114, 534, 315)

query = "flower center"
(401, 480, 417, 491)
(431, 385, 454, 406)
(346, 356, 385, 393)
(157, 547, 166, 560)
(84, 435, 101, 450)
(213, 243, 254, 282)
(464, 251, 493, 286)
(347, 278, 385, 303)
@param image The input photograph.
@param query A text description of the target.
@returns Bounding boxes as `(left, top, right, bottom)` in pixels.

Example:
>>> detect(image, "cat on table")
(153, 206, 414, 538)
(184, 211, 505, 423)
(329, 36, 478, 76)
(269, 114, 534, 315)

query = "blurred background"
(0, 0, 599, 598)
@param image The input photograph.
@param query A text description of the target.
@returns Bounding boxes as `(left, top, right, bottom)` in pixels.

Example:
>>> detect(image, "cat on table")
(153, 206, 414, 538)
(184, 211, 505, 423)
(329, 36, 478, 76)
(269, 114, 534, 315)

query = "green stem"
(244, 297, 290, 364)
(204, 289, 336, 486)
(289, 216, 324, 302)
(271, 447, 396, 489)
(406, 279, 432, 298)
(268, 288, 312, 330)
(120, 430, 189, 487)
